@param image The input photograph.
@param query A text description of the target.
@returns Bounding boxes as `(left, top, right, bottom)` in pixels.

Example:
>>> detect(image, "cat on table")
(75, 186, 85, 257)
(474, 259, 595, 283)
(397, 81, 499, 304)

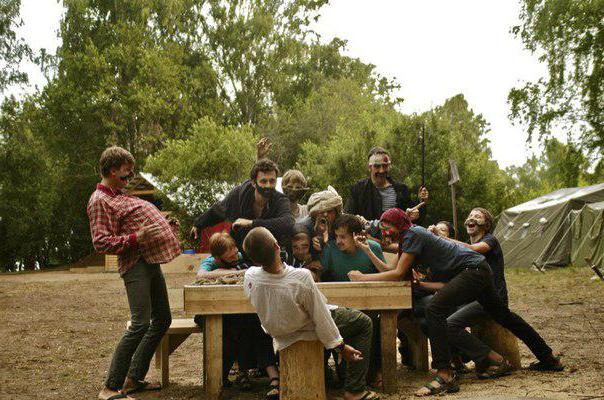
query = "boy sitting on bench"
(242, 227, 380, 400)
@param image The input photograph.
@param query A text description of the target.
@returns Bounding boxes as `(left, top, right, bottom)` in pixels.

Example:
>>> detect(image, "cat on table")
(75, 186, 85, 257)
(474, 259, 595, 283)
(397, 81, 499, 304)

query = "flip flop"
(105, 394, 139, 400)
(105, 394, 127, 400)
(123, 380, 161, 395)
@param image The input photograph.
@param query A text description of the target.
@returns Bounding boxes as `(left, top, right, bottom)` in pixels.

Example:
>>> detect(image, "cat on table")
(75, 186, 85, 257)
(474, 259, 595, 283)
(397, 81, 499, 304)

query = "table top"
(184, 281, 412, 316)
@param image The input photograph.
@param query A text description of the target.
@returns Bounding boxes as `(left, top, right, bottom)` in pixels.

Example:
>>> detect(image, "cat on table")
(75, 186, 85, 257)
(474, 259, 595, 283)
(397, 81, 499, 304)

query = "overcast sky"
(10, 0, 552, 168)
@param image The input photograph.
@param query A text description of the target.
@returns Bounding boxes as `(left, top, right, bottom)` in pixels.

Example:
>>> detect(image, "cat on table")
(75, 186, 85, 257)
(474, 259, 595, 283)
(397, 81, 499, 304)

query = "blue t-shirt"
(321, 239, 385, 282)
(400, 226, 485, 282)
(198, 252, 245, 272)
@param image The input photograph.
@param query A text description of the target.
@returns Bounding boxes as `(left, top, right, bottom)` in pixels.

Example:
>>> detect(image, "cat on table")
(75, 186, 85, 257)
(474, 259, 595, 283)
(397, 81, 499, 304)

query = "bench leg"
(473, 319, 521, 370)
(158, 335, 170, 388)
(280, 340, 326, 400)
(398, 315, 430, 372)
(380, 310, 398, 394)
(204, 315, 223, 399)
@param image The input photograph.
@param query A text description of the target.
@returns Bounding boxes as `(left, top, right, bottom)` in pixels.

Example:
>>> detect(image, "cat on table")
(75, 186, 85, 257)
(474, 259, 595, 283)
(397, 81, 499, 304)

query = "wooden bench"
(396, 313, 522, 372)
(126, 318, 202, 387)
(472, 318, 521, 369)
(280, 340, 326, 400)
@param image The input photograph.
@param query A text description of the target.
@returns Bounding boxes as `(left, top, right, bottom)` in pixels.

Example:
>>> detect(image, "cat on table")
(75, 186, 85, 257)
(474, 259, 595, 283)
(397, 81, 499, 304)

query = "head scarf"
(307, 186, 343, 218)
(380, 208, 413, 233)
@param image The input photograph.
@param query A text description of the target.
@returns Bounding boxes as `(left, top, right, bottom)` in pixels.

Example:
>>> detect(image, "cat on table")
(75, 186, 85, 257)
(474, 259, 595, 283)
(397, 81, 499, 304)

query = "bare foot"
(98, 387, 121, 400)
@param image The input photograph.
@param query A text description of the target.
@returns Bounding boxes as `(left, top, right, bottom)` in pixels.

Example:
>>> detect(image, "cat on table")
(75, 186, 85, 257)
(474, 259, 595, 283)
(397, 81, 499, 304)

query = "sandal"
(415, 375, 459, 397)
(477, 358, 514, 379)
(528, 356, 564, 372)
(236, 372, 252, 391)
(266, 377, 279, 400)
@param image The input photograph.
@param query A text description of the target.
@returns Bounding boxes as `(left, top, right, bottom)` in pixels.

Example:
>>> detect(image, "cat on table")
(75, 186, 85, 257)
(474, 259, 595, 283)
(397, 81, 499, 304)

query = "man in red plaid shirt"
(88, 146, 180, 400)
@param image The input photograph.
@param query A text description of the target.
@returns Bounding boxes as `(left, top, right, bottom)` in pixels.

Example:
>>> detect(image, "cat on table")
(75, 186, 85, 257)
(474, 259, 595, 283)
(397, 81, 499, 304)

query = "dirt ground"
(1, 267, 603, 400)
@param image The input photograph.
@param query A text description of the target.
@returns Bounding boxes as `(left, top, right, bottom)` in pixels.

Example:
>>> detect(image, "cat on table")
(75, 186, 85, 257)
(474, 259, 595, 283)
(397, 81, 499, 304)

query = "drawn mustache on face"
(464, 218, 485, 227)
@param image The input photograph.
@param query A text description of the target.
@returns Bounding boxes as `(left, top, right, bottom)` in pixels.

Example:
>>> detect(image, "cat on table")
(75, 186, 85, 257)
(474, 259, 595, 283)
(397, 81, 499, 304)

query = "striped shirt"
(378, 185, 397, 212)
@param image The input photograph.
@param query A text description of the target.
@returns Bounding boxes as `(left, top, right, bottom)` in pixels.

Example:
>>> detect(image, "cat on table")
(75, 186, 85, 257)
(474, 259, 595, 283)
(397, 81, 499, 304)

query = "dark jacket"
(193, 180, 295, 248)
(345, 176, 426, 222)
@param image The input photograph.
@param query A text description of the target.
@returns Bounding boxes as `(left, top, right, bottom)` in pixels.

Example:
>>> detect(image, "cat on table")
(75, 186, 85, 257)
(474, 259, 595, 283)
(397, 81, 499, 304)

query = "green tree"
(297, 92, 516, 236)
(196, 0, 399, 125)
(509, 0, 604, 156)
(0, 0, 30, 93)
(506, 138, 590, 205)
(0, 98, 56, 270)
(28, 0, 225, 264)
(145, 117, 257, 217)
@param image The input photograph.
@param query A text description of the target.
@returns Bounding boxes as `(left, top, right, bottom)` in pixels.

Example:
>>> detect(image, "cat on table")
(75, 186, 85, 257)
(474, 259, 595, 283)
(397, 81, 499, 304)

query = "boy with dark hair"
(321, 214, 388, 282)
(88, 146, 181, 400)
(243, 227, 379, 400)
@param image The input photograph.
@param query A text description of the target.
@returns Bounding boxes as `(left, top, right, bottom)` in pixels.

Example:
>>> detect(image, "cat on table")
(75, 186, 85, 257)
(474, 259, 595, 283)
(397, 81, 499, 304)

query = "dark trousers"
(447, 301, 491, 363)
(236, 314, 277, 371)
(331, 307, 373, 393)
(105, 260, 171, 389)
(425, 262, 552, 370)
(193, 314, 277, 380)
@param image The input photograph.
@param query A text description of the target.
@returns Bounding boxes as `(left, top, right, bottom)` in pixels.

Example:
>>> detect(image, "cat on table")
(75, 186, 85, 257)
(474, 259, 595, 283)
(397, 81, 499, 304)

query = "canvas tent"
(569, 200, 604, 270)
(494, 183, 604, 269)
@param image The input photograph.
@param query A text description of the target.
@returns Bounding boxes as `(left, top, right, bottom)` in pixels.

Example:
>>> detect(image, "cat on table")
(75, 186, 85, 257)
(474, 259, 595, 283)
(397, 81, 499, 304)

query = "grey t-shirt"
(401, 226, 486, 282)
(378, 186, 397, 213)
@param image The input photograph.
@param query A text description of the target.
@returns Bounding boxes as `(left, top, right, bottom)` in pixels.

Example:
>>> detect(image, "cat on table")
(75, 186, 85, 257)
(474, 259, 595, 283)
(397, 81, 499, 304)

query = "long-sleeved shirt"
(193, 180, 295, 248)
(87, 183, 181, 275)
(243, 264, 342, 352)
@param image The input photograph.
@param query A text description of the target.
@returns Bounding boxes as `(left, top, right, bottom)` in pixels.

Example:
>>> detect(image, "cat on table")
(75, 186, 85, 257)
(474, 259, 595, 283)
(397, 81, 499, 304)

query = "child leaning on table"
(194, 232, 279, 392)
(242, 227, 380, 400)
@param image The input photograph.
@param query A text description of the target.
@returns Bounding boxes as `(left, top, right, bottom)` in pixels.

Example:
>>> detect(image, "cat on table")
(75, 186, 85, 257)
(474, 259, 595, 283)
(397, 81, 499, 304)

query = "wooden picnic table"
(183, 281, 412, 399)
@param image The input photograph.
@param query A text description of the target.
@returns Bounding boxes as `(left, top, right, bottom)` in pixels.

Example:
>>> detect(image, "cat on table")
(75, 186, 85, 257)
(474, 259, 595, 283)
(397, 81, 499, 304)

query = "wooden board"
(161, 254, 208, 274)
(184, 281, 411, 316)
(104, 255, 119, 272)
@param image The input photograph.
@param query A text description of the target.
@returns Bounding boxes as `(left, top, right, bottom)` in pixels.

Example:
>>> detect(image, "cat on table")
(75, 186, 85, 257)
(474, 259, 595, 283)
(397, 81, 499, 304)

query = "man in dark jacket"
(346, 147, 429, 223)
(191, 158, 295, 251)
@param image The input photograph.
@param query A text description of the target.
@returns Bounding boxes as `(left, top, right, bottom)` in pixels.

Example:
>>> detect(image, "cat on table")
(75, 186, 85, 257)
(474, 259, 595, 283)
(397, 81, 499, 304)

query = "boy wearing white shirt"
(243, 227, 379, 400)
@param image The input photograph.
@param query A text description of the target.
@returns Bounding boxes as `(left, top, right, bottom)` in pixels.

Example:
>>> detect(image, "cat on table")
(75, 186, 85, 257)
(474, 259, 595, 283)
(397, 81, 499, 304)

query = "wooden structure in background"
(184, 281, 413, 399)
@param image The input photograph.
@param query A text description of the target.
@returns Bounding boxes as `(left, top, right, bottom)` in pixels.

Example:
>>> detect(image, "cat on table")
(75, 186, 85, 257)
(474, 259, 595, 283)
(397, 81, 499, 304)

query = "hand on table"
(233, 218, 253, 229)
(347, 270, 364, 282)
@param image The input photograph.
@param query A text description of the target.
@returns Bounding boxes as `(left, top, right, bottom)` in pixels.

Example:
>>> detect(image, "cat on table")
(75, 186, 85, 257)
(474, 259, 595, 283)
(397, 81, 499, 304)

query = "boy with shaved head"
(243, 227, 379, 400)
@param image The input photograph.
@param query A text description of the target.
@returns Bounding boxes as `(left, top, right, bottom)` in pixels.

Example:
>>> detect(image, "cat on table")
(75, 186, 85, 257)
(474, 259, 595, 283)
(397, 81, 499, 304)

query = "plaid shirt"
(87, 184, 181, 275)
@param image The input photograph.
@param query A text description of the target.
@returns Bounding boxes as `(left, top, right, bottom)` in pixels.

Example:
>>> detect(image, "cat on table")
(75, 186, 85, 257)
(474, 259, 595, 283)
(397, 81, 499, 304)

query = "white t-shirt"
(243, 264, 342, 351)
